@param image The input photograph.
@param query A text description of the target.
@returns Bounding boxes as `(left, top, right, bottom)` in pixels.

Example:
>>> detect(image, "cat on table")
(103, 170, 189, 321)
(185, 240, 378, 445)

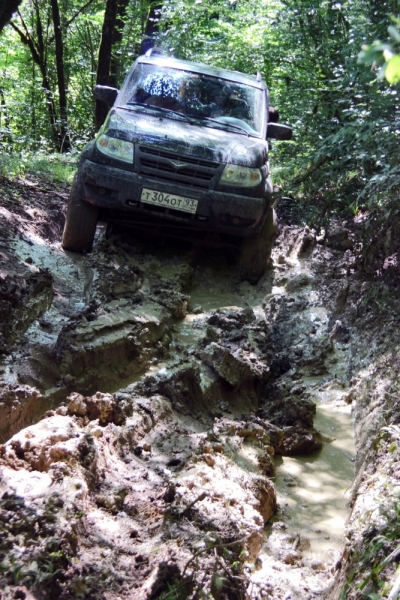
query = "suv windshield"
(120, 63, 265, 137)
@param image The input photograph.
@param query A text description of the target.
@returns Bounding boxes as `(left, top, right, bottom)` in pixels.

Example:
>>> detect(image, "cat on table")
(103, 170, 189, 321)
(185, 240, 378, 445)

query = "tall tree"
(95, 0, 120, 129)
(109, 0, 130, 88)
(50, 0, 70, 151)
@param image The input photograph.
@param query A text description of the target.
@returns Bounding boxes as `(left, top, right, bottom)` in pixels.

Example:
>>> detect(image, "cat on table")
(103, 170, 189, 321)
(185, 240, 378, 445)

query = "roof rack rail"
(255, 71, 261, 82)
(145, 47, 164, 57)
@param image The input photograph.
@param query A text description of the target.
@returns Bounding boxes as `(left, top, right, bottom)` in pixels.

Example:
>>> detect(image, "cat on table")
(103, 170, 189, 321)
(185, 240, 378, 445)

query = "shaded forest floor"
(1, 173, 400, 600)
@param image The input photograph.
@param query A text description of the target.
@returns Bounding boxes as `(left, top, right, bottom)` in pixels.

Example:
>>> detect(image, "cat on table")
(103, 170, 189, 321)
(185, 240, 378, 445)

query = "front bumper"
(79, 159, 270, 238)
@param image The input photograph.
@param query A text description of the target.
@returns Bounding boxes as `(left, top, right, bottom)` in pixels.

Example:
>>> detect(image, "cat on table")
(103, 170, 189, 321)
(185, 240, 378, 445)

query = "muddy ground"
(1, 174, 400, 600)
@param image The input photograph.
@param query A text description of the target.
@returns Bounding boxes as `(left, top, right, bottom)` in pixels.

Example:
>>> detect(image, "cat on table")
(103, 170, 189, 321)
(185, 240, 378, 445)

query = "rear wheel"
(62, 175, 99, 253)
(239, 207, 278, 284)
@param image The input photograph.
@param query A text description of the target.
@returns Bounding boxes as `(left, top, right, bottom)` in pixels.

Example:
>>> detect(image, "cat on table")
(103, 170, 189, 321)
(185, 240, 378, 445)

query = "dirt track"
(1, 174, 400, 599)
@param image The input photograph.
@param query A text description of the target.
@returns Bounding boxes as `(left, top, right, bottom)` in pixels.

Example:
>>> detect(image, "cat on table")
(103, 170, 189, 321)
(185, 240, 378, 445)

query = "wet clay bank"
(1, 175, 400, 600)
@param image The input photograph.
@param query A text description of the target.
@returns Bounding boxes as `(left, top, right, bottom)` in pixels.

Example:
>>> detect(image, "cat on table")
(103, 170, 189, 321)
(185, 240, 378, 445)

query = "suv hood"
(105, 108, 268, 168)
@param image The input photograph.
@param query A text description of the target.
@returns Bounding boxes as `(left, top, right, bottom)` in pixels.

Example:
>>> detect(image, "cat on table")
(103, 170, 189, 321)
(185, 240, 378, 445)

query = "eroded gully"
(0, 218, 355, 599)
(176, 247, 355, 571)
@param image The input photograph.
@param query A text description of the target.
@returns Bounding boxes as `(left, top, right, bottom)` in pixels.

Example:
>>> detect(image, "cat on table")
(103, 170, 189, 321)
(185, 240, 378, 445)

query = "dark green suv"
(62, 50, 292, 282)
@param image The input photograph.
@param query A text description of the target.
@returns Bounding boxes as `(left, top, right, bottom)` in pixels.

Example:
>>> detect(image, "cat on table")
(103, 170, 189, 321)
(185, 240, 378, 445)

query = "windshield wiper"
(125, 102, 195, 124)
(199, 116, 250, 136)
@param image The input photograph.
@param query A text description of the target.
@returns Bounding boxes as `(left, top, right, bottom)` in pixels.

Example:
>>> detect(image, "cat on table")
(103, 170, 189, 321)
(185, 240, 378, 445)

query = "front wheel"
(62, 175, 99, 253)
(239, 207, 278, 284)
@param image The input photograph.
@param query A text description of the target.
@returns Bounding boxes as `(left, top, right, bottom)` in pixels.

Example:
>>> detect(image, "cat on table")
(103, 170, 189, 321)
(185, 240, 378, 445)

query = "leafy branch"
(358, 17, 400, 84)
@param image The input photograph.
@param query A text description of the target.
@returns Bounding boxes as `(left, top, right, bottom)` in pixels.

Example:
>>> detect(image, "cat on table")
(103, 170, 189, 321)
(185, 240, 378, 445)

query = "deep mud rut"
(1, 175, 400, 600)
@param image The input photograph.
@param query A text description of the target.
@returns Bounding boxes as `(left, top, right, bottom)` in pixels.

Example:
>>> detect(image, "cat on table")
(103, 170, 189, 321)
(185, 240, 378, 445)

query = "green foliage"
(158, 580, 188, 600)
(158, 0, 282, 75)
(358, 17, 400, 84)
(0, 550, 64, 588)
(0, 151, 77, 183)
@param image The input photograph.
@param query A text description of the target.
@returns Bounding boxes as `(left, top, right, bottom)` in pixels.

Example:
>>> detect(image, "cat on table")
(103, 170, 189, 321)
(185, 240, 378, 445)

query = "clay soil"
(1, 173, 400, 600)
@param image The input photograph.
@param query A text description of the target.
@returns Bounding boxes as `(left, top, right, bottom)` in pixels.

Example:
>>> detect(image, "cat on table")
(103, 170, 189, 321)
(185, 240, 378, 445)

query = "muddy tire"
(62, 175, 99, 253)
(239, 207, 278, 284)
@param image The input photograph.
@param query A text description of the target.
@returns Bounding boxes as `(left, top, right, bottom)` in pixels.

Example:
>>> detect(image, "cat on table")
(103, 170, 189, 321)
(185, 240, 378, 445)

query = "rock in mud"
(258, 387, 317, 429)
(53, 302, 167, 391)
(0, 268, 53, 346)
(150, 287, 190, 318)
(281, 425, 323, 455)
(0, 382, 45, 443)
(331, 280, 350, 315)
(326, 226, 354, 251)
(96, 263, 142, 299)
(252, 476, 277, 522)
(200, 341, 270, 386)
(297, 226, 316, 256)
(285, 273, 312, 292)
(67, 391, 124, 425)
(1, 415, 84, 471)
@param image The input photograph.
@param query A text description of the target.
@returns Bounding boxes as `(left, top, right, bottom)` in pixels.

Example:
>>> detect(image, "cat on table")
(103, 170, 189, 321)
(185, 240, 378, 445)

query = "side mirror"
(93, 85, 118, 105)
(267, 123, 293, 141)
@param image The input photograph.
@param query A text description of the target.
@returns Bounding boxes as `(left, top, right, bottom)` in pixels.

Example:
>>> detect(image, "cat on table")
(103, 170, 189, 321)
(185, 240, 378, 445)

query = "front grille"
(138, 146, 220, 189)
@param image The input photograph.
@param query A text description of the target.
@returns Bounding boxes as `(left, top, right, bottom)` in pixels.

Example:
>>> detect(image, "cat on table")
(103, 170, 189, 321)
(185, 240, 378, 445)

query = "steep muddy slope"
(0, 175, 400, 600)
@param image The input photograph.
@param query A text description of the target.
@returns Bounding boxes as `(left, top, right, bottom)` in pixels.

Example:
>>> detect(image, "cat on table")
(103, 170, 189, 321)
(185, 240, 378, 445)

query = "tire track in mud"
(0, 215, 356, 599)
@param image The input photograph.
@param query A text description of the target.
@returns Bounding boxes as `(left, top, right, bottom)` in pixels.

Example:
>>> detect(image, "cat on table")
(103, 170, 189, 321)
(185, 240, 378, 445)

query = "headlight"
(96, 133, 134, 163)
(220, 164, 262, 187)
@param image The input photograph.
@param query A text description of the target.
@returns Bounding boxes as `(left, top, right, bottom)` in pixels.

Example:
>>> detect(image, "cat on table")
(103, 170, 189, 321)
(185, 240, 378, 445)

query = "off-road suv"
(62, 50, 292, 282)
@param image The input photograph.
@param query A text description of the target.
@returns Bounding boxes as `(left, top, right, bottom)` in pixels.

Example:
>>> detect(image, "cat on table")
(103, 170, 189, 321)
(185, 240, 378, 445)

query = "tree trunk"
(141, 2, 162, 53)
(0, 0, 23, 33)
(50, 0, 71, 152)
(95, 0, 119, 130)
(109, 0, 129, 89)
(144, 2, 162, 37)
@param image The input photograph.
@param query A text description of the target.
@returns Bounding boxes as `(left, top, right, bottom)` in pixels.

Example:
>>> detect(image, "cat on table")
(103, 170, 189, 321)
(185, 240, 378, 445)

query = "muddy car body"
(62, 51, 292, 281)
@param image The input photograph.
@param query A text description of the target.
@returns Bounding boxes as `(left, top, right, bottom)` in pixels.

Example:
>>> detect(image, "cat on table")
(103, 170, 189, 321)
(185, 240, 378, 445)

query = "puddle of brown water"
(272, 260, 355, 563)
(274, 398, 354, 563)
(189, 289, 247, 312)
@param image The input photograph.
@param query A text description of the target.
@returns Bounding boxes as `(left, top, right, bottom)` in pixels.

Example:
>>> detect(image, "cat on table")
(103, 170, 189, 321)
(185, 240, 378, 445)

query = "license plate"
(140, 188, 198, 214)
